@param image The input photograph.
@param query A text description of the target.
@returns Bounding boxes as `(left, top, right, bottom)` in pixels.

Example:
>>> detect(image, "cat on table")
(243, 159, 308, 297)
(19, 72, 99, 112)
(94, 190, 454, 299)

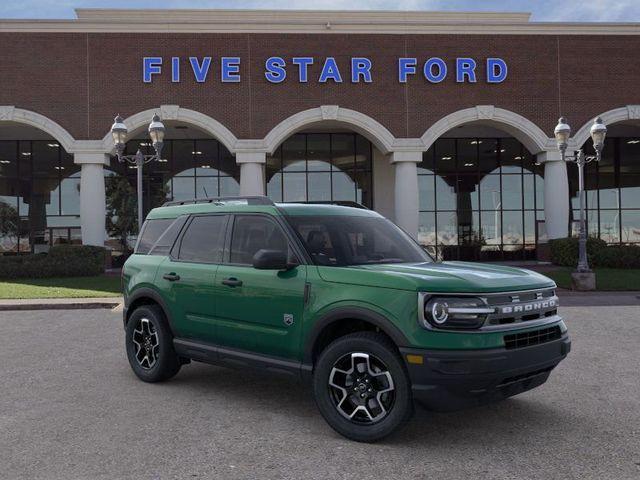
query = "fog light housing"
(422, 296, 493, 330)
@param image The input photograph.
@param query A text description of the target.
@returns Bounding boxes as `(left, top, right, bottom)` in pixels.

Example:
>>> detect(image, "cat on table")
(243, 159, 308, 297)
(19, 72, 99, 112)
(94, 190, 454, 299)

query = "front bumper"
(400, 333, 571, 411)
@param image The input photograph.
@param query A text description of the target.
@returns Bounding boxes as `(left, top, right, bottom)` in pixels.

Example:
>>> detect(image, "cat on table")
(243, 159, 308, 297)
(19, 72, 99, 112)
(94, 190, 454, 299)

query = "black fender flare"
(303, 306, 410, 365)
(124, 287, 176, 335)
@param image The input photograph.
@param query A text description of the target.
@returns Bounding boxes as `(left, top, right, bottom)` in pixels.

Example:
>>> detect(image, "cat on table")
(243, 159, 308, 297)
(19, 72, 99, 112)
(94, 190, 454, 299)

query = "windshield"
(286, 215, 432, 266)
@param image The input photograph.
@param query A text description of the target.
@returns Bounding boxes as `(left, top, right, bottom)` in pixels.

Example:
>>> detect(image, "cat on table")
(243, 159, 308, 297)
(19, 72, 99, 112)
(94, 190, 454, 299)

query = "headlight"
(421, 296, 494, 330)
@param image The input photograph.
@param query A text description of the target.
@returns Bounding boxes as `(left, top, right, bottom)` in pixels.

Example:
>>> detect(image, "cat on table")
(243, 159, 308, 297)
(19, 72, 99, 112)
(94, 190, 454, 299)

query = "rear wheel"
(125, 305, 181, 382)
(313, 332, 413, 442)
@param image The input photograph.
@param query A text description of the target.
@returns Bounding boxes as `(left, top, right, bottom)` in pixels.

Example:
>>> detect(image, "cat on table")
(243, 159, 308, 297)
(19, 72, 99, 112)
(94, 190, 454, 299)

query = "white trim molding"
(0, 106, 76, 153)
(571, 105, 640, 149)
(421, 105, 553, 154)
(100, 105, 239, 154)
(263, 106, 397, 155)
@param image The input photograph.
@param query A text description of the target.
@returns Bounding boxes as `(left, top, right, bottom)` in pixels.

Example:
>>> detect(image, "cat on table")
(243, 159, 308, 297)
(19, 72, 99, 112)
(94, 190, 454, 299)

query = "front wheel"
(125, 305, 181, 383)
(312, 332, 413, 442)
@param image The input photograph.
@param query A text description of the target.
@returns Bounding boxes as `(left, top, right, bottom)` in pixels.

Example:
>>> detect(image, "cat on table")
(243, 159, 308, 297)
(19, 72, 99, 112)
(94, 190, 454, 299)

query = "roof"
(146, 200, 381, 220)
(0, 9, 639, 35)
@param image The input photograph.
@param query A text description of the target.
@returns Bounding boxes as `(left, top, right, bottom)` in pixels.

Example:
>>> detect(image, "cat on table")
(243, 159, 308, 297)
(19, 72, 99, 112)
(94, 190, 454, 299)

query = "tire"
(312, 332, 413, 442)
(125, 304, 181, 383)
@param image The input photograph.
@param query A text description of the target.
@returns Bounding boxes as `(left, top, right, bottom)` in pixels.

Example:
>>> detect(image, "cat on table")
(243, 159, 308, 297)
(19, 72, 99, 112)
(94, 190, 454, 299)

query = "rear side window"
(136, 218, 174, 254)
(149, 216, 188, 256)
(178, 215, 228, 263)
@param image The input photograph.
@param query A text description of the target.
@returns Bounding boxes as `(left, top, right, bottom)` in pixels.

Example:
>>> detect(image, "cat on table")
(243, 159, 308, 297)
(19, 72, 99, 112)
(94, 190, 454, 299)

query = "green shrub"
(593, 245, 640, 268)
(549, 237, 607, 267)
(0, 245, 106, 279)
(550, 237, 640, 268)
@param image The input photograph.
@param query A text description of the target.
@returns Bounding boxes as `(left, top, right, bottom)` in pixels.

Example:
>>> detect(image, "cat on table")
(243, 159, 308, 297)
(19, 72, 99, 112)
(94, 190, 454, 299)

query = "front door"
(158, 214, 229, 343)
(213, 214, 307, 360)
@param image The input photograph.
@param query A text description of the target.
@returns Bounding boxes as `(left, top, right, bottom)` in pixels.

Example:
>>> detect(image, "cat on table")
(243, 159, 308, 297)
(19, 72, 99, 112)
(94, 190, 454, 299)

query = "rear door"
(157, 214, 229, 343)
(213, 214, 307, 360)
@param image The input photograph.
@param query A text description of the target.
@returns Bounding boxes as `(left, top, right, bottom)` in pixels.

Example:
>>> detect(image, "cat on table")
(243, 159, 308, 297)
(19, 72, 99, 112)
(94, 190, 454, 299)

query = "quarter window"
(136, 218, 174, 254)
(178, 215, 227, 263)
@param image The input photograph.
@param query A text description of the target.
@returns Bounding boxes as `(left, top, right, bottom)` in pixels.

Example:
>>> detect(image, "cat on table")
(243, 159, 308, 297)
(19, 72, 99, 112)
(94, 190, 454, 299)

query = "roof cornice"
(0, 9, 639, 35)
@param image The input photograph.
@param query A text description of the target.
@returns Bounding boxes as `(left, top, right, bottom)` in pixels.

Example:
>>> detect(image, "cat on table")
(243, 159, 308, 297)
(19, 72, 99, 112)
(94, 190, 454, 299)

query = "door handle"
(163, 273, 181, 282)
(222, 277, 243, 287)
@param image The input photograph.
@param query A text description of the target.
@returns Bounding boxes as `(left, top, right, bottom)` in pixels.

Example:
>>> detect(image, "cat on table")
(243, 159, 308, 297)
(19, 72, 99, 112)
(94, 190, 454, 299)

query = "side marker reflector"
(406, 354, 424, 365)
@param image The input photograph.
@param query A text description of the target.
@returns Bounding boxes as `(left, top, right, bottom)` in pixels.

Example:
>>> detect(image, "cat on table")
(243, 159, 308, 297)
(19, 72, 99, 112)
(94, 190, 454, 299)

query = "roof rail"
(287, 200, 369, 210)
(162, 196, 275, 207)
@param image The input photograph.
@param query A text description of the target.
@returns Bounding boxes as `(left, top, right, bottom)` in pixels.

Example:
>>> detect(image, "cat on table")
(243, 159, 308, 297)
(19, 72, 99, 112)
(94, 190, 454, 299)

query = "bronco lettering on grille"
(500, 299, 557, 314)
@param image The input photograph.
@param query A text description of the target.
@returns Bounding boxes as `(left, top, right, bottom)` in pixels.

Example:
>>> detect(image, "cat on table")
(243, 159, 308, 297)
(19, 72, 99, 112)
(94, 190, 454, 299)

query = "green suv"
(122, 196, 570, 442)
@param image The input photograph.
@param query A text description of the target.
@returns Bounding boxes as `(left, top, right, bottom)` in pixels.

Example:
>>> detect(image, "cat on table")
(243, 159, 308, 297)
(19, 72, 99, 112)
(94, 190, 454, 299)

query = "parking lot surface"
(1, 306, 639, 480)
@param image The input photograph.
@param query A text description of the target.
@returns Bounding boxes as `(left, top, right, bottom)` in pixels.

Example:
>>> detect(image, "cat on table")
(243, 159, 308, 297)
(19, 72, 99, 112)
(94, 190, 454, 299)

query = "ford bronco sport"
(122, 196, 570, 442)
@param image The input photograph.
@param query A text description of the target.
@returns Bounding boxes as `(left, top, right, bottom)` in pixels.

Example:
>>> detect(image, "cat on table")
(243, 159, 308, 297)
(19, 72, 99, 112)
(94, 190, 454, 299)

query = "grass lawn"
(543, 267, 640, 291)
(0, 275, 121, 299)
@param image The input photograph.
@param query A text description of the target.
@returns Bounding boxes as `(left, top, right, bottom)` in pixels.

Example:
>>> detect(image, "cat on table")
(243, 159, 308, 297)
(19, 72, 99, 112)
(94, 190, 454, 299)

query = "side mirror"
(252, 249, 294, 270)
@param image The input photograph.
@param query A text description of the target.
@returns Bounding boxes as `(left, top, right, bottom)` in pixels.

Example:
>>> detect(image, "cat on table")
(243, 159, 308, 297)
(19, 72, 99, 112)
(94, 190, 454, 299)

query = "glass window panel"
(477, 139, 499, 174)
(172, 140, 195, 176)
(60, 177, 80, 215)
(307, 134, 331, 171)
(418, 175, 435, 211)
(267, 173, 283, 202)
(171, 177, 195, 201)
(501, 174, 523, 210)
(282, 173, 307, 201)
(457, 211, 480, 244)
(0, 193, 20, 253)
(418, 211, 436, 246)
(599, 210, 620, 243)
(31, 141, 58, 177)
(523, 174, 535, 210)
(502, 211, 523, 246)
(455, 176, 479, 210)
(331, 134, 355, 172)
(31, 178, 59, 215)
(195, 177, 219, 198)
(419, 148, 434, 173)
(457, 138, 478, 172)
(0, 178, 18, 208)
(436, 211, 457, 245)
(535, 174, 544, 210)
(230, 215, 288, 265)
(332, 171, 355, 202)
(620, 138, 640, 174)
(220, 176, 240, 197)
(435, 175, 456, 210)
(308, 172, 331, 201)
(266, 147, 282, 180)
(522, 151, 539, 175)
(194, 139, 219, 173)
(481, 210, 502, 246)
(434, 139, 456, 175)
(46, 216, 80, 227)
(479, 174, 501, 211)
(219, 146, 239, 179)
(524, 210, 536, 244)
(352, 170, 372, 206)
(0, 141, 18, 177)
(19, 141, 32, 179)
(60, 150, 80, 177)
(621, 210, 640, 243)
(355, 135, 372, 171)
(620, 182, 640, 208)
(500, 138, 522, 174)
(282, 135, 306, 172)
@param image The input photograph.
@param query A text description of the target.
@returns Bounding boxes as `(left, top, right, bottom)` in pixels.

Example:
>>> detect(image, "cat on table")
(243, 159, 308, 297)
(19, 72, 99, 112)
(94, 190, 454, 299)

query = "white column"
(538, 151, 569, 239)
(237, 151, 266, 196)
(75, 152, 109, 246)
(391, 151, 421, 239)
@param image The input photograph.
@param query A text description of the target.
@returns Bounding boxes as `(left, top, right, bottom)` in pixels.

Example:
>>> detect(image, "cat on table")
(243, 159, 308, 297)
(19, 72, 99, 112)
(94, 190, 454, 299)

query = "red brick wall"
(1, 32, 639, 142)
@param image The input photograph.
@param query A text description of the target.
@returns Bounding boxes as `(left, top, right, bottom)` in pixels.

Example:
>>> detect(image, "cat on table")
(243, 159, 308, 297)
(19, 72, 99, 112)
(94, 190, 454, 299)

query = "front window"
(287, 215, 432, 266)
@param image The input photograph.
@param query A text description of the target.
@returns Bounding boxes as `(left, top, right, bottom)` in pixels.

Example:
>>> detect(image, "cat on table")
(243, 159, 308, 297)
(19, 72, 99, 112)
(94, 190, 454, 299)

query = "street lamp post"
(110, 114, 166, 231)
(554, 116, 607, 275)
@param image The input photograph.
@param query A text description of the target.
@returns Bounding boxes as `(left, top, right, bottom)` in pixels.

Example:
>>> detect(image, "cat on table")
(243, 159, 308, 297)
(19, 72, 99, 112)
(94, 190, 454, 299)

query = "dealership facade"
(1, 9, 639, 260)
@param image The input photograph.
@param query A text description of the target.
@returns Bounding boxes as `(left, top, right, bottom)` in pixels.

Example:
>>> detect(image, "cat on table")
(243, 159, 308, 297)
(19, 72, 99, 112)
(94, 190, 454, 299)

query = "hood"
(316, 261, 556, 293)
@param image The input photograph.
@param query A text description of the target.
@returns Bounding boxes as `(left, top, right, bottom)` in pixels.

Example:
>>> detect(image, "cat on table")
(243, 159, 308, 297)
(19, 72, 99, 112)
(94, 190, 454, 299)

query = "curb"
(0, 299, 122, 312)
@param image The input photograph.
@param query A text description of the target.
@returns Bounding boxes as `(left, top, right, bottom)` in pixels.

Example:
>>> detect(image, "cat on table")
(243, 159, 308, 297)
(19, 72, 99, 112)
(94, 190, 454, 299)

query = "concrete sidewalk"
(0, 297, 123, 311)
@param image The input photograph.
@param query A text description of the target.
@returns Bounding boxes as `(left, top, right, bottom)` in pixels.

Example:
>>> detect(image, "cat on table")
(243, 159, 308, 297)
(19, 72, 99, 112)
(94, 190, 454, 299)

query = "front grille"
(485, 288, 558, 326)
(503, 326, 562, 350)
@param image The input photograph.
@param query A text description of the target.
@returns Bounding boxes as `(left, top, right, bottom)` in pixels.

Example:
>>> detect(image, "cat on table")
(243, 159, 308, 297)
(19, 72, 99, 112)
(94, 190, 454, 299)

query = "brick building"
(1, 9, 639, 259)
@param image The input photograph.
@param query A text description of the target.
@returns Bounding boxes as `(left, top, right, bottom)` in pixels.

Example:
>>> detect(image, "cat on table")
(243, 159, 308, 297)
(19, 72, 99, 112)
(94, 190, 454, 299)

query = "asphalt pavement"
(1, 306, 639, 480)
